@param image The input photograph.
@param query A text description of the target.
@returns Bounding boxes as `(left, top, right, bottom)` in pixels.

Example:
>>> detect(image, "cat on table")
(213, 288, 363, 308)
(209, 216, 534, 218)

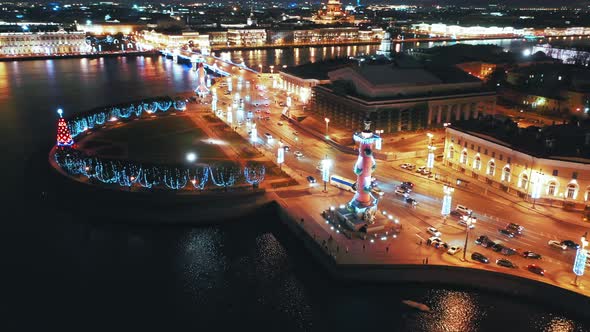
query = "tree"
(244, 163, 265, 189)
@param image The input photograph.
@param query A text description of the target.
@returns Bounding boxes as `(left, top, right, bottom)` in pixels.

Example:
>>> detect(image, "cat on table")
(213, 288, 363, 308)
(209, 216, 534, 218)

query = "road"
(195, 54, 590, 289)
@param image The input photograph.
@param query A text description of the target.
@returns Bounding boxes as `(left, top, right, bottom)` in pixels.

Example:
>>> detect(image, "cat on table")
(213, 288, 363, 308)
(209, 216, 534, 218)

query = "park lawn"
(92, 115, 230, 164)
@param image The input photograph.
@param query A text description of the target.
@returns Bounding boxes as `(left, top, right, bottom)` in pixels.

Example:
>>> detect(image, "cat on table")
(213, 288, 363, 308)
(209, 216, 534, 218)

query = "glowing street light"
(277, 140, 285, 169)
(324, 117, 330, 139)
(270, 65, 274, 74)
(441, 185, 454, 224)
(426, 133, 435, 170)
(321, 155, 332, 193)
(186, 152, 197, 162)
(573, 232, 588, 286)
(258, 64, 262, 73)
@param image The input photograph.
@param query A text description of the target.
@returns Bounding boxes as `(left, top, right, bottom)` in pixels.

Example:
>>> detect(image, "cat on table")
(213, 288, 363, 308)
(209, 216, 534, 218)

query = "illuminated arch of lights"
(53, 97, 265, 192)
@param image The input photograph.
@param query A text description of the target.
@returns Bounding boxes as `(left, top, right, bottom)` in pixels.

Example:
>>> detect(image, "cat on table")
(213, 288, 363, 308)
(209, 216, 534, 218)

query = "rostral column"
(348, 118, 380, 223)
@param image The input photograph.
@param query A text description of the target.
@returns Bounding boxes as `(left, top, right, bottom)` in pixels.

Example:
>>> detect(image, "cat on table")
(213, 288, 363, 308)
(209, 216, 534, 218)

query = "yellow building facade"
(444, 126, 590, 208)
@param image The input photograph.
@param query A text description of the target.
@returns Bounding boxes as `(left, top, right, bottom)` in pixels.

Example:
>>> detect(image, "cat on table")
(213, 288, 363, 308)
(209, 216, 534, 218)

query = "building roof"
(450, 117, 590, 162)
(280, 57, 354, 80)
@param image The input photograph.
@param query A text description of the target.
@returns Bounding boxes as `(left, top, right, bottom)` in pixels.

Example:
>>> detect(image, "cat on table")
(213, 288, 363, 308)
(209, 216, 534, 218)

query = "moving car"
(522, 251, 542, 259)
(455, 204, 472, 215)
(498, 228, 516, 238)
(447, 246, 462, 255)
(496, 258, 516, 268)
(527, 264, 545, 276)
(277, 121, 284, 126)
(405, 197, 418, 206)
(471, 252, 489, 264)
(370, 186, 384, 197)
(449, 210, 463, 219)
(561, 240, 580, 249)
(400, 163, 412, 169)
(492, 243, 505, 252)
(401, 181, 414, 189)
(294, 151, 304, 158)
(394, 187, 409, 197)
(426, 236, 441, 245)
(548, 240, 567, 250)
(306, 176, 316, 184)
(506, 223, 524, 234)
(416, 166, 427, 173)
(482, 240, 496, 248)
(500, 247, 517, 256)
(458, 215, 476, 229)
(264, 132, 273, 140)
(427, 227, 442, 237)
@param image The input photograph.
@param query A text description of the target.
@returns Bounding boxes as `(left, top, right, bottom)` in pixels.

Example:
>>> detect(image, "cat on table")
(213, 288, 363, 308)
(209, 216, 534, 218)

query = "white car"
(548, 240, 567, 250)
(294, 151, 304, 158)
(455, 204, 472, 215)
(400, 163, 412, 169)
(371, 186, 384, 197)
(447, 246, 462, 255)
(458, 215, 476, 229)
(427, 227, 441, 237)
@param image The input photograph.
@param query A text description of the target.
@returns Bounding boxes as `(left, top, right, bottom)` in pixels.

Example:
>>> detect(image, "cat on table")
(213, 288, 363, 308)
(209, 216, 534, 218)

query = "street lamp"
(270, 65, 274, 74)
(324, 117, 330, 139)
(441, 185, 454, 224)
(531, 170, 545, 209)
(375, 129, 384, 150)
(462, 214, 476, 261)
(258, 64, 262, 73)
(321, 155, 332, 193)
(186, 152, 197, 162)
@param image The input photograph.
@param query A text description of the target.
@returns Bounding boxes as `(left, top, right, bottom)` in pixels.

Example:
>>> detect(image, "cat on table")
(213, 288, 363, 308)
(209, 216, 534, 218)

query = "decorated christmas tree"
(56, 109, 73, 147)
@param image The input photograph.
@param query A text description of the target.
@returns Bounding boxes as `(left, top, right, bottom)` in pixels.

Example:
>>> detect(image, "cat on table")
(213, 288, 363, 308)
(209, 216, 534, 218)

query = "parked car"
(306, 176, 316, 184)
(527, 264, 545, 276)
(294, 151, 304, 158)
(499, 228, 516, 238)
(455, 204, 472, 215)
(475, 235, 490, 245)
(421, 169, 432, 176)
(405, 197, 418, 206)
(501, 247, 517, 256)
(283, 146, 290, 152)
(482, 240, 496, 248)
(416, 166, 427, 173)
(264, 132, 272, 140)
(522, 251, 542, 259)
(548, 240, 567, 250)
(400, 163, 412, 169)
(496, 258, 517, 268)
(449, 210, 463, 219)
(492, 243, 505, 252)
(277, 121, 284, 126)
(427, 227, 441, 237)
(447, 246, 462, 255)
(561, 240, 580, 249)
(506, 223, 524, 234)
(471, 252, 489, 264)
(426, 236, 441, 245)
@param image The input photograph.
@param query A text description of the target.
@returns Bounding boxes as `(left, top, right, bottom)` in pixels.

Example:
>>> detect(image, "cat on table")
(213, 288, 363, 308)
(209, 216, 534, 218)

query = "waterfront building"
(444, 119, 590, 209)
(455, 61, 497, 80)
(208, 31, 229, 46)
(293, 27, 358, 43)
(0, 30, 91, 56)
(306, 57, 496, 133)
(76, 23, 144, 35)
(376, 31, 392, 57)
(141, 30, 210, 50)
(227, 29, 266, 46)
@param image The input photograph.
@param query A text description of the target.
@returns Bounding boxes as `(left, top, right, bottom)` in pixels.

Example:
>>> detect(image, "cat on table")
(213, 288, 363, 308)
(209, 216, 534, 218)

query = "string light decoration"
(56, 109, 74, 147)
(244, 163, 265, 188)
(209, 164, 239, 191)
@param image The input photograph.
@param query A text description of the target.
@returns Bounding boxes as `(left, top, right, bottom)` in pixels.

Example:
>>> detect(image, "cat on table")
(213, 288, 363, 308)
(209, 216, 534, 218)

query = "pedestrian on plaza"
(346, 246, 349, 253)
(362, 244, 365, 251)
(328, 235, 333, 242)
(426, 257, 429, 264)
(386, 246, 389, 253)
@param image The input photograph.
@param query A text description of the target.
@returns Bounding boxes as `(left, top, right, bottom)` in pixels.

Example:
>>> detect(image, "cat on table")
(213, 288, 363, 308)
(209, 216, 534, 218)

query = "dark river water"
(6, 41, 590, 330)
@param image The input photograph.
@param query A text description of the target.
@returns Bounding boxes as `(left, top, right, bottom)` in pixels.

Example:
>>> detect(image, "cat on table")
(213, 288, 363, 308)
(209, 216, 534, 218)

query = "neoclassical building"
(444, 119, 590, 208)
(307, 58, 496, 133)
(0, 30, 91, 56)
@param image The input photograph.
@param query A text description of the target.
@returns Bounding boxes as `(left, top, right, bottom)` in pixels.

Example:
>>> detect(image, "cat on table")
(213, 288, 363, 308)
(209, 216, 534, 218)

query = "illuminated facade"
(411, 23, 532, 38)
(76, 23, 144, 35)
(444, 125, 590, 208)
(0, 30, 91, 56)
(227, 29, 266, 45)
(141, 30, 210, 49)
(455, 62, 497, 80)
(310, 62, 496, 133)
(313, 0, 354, 24)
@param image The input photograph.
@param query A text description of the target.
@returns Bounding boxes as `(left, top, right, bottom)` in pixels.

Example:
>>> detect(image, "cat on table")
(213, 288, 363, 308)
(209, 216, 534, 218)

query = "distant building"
(444, 119, 590, 208)
(305, 56, 496, 133)
(0, 30, 91, 56)
(376, 31, 392, 57)
(227, 29, 266, 45)
(455, 61, 497, 80)
(141, 30, 210, 50)
(76, 23, 144, 35)
(313, 0, 354, 24)
(294, 27, 358, 43)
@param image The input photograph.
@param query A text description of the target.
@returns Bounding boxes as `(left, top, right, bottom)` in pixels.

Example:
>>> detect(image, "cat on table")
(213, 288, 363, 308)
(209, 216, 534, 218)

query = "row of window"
(448, 146, 584, 199)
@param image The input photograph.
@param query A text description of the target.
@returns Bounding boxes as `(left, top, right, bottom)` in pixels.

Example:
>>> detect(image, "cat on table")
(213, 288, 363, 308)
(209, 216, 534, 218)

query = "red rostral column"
(348, 118, 380, 222)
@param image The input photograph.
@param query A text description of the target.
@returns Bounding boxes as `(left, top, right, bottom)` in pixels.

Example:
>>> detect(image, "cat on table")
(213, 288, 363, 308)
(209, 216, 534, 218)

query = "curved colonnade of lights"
(53, 97, 266, 192)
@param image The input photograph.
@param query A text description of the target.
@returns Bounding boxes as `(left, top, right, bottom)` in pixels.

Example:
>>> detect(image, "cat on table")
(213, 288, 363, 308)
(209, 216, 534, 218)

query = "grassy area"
(81, 115, 228, 164)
